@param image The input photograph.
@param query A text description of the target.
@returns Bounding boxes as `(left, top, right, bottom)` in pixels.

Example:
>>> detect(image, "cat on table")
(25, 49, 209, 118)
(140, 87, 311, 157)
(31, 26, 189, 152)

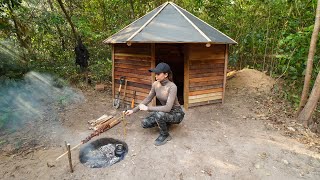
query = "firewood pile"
(82, 114, 125, 144)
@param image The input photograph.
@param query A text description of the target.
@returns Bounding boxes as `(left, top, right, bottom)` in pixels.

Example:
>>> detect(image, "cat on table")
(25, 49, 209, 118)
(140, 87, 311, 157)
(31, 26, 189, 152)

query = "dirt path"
(1, 69, 320, 180)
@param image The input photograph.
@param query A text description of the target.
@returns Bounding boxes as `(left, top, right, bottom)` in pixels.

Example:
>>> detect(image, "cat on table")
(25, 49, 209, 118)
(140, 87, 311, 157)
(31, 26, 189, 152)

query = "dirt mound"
(228, 68, 275, 95)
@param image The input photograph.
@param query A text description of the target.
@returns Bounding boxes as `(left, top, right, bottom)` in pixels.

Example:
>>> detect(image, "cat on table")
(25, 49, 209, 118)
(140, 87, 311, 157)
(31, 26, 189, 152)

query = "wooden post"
(67, 143, 73, 173)
(222, 44, 229, 104)
(184, 44, 189, 109)
(151, 43, 156, 106)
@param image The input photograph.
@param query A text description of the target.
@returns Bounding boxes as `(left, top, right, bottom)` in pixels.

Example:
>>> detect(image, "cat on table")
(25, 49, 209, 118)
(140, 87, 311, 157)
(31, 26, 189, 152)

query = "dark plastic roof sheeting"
(131, 4, 207, 42)
(104, 2, 237, 44)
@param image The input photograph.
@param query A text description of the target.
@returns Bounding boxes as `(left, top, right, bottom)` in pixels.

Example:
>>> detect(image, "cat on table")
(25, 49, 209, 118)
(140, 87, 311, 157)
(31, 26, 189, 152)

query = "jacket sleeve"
(147, 84, 177, 113)
(132, 82, 156, 113)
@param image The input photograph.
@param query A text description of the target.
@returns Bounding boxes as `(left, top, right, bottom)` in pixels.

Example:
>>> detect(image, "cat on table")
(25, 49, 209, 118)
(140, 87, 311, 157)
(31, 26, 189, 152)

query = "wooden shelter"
(103, 2, 237, 109)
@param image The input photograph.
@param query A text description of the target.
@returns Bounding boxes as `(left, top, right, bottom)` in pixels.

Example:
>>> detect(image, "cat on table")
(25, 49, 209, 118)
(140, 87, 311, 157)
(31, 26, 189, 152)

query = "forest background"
(0, 0, 319, 128)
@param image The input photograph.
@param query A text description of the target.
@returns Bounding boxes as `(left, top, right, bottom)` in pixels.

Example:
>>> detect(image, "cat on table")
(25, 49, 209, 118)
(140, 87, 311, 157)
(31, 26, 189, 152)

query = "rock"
(254, 163, 260, 169)
(287, 127, 295, 132)
(282, 159, 289, 165)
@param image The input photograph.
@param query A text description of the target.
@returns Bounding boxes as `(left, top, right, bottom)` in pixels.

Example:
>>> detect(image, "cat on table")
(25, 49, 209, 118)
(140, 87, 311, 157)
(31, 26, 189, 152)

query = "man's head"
(149, 62, 172, 82)
(149, 62, 171, 74)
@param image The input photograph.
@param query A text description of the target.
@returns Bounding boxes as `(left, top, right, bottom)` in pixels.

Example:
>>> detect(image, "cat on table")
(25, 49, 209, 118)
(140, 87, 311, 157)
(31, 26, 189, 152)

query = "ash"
(83, 144, 120, 168)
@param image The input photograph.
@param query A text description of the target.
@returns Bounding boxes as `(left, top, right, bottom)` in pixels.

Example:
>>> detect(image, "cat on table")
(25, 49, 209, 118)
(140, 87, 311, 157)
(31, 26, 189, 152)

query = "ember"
(79, 138, 128, 168)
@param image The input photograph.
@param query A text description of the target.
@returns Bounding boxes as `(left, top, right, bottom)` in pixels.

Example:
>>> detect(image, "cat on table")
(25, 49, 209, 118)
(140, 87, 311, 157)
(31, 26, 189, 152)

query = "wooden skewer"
(55, 142, 82, 161)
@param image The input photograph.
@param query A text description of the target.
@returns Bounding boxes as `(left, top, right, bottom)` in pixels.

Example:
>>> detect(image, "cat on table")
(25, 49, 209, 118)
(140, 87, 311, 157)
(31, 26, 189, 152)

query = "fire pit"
(79, 138, 128, 168)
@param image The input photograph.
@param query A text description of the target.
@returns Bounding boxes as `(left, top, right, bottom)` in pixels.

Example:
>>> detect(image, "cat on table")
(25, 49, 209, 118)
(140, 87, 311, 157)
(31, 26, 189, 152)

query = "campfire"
(79, 138, 128, 168)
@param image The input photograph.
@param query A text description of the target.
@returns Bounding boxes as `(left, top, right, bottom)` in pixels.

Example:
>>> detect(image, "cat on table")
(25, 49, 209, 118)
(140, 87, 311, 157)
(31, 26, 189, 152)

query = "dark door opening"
(155, 44, 184, 105)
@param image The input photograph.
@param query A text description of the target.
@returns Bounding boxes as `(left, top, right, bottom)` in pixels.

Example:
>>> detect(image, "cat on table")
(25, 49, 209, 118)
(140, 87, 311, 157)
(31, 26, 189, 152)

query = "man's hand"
(138, 104, 148, 111)
(125, 110, 133, 116)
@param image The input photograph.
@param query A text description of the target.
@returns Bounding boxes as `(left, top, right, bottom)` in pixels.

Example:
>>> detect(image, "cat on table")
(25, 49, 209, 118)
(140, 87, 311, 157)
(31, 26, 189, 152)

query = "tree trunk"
(298, 71, 320, 126)
(297, 0, 320, 114)
(129, 0, 135, 19)
(48, 0, 66, 50)
(56, 0, 78, 42)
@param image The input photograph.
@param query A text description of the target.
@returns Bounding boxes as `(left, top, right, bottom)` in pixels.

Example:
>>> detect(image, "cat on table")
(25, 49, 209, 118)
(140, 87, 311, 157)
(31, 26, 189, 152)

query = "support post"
(67, 143, 73, 173)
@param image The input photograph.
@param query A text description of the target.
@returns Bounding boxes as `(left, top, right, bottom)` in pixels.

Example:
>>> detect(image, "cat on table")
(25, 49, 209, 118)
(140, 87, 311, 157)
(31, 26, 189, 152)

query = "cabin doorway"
(155, 44, 184, 105)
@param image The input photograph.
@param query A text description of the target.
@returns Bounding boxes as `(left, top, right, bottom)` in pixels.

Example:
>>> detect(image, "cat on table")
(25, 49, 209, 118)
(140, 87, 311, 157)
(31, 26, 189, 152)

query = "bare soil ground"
(1, 68, 320, 180)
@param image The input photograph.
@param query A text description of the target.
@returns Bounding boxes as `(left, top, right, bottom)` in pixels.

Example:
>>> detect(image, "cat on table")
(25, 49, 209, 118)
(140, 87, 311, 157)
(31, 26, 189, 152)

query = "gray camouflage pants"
(141, 106, 185, 135)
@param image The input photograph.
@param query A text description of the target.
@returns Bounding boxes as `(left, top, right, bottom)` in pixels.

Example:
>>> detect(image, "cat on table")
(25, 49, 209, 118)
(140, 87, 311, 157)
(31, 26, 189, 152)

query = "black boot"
(154, 119, 172, 146)
(154, 133, 172, 146)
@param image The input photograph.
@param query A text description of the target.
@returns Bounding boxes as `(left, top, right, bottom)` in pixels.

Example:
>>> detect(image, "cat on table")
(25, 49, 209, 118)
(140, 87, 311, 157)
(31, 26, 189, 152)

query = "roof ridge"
(169, 2, 211, 44)
(171, 2, 237, 44)
(126, 2, 169, 43)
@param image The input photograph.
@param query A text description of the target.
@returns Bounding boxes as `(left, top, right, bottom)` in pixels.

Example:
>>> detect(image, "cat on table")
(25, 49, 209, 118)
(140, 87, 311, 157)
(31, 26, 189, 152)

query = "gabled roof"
(103, 2, 237, 44)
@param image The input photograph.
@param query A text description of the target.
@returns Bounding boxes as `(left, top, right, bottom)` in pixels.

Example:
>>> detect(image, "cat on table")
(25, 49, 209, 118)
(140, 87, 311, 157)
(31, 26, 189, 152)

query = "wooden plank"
(189, 92, 223, 100)
(223, 44, 228, 104)
(189, 67, 224, 75)
(189, 80, 223, 88)
(189, 99, 222, 108)
(114, 63, 150, 71)
(188, 94, 222, 104)
(189, 76, 224, 83)
(189, 59, 225, 64)
(115, 80, 151, 91)
(184, 44, 189, 109)
(114, 71, 151, 81)
(189, 72, 224, 78)
(114, 55, 151, 61)
(189, 88, 223, 96)
(114, 59, 151, 66)
(114, 76, 151, 86)
(189, 44, 226, 60)
(114, 44, 151, 55)
(189, 63, 225, 70)
(189, 84, 223, 91)
(115, 67, 150, 76)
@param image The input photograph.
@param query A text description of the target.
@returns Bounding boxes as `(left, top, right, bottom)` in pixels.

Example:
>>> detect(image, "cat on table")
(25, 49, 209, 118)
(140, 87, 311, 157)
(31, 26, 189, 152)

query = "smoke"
(0, 71, 84, 152)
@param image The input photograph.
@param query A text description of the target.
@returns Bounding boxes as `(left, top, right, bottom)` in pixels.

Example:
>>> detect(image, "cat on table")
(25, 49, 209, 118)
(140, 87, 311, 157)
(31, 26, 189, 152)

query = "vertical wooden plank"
(151, 43, 156, 106)
(112, 45, 115, 99)
(222, 44, 228, 104)
(184, 44, 189, 109)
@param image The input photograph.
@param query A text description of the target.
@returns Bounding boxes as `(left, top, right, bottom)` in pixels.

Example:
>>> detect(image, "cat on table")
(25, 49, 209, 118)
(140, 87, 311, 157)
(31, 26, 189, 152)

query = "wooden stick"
(56, 142, 82, 161)
(67, 143, 73, 173)
(122, 112, 126, 136)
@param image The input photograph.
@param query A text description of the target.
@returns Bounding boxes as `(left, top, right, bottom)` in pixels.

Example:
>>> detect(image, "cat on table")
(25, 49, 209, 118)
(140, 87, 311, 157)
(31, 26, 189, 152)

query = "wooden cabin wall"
(113, 44, 152, 107)
(188, 44, 225, 107)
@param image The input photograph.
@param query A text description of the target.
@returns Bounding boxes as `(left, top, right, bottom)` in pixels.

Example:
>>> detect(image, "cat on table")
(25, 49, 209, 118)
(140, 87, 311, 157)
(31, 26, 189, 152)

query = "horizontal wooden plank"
(189, 80, 223, 88)
(114, 55, 152, 61)
(189, 76, 224, 83)
(114, 58, 151, 67)
(114, 75, 151, 85)
(189, 67, 224, 75)
(114, 63, 150, 71)
(189, 63, 225, 70)
(189, 72, 224, 78)
(189, 92, 223, 100)
(189, 84, 223, 91)
(190, 59, 225, 64)
(115, 67, 150, 76)
(188, 94, 222, 104)
(189, 88, 223, 96)
(189, 44, 225, 60)
(115, 44, 151, 55)
(189, 99, 222, 108)
(114, 71, 151, 81)
(115, 80, 151, 91)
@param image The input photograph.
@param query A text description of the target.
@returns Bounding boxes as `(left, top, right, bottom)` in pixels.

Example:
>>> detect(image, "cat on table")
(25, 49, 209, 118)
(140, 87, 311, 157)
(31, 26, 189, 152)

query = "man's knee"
(141, 118, 155, 128)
